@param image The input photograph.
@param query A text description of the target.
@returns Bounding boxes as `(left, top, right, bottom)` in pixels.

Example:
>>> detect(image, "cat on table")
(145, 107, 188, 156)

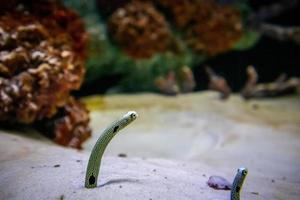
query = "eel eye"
(242, 170, 247, 175)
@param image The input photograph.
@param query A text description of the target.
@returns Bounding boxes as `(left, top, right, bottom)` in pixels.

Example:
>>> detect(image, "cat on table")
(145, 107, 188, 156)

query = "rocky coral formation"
(108, 1, 172, 58)
(154, 66, 195, 95)
(36, 97, 91, 149)
(0, 0, 91, 148)
(154, 71, 179, 95)
(241, 66, 300, 99)
(155, 0, 198, 28)
(205, 66, 231, 99)
(177, 66, 196, 93)
(157, 0, 243, 55)
(97, 0, 128, 17)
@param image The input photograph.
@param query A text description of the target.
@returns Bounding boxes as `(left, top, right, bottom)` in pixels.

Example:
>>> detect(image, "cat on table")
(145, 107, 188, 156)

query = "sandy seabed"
(1, 92, 300, 199)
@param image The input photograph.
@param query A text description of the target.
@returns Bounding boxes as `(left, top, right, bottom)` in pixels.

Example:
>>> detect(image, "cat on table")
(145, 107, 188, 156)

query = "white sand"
(1, 92, 300, 199)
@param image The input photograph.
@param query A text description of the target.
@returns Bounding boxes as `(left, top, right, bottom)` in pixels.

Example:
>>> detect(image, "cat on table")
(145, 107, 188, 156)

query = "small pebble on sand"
(207, 175, 232, 190)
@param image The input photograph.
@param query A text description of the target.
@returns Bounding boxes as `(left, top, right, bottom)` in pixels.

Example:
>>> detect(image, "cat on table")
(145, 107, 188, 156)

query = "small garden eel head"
(230, 167, 248, 200)
(123, 111, 138, 122)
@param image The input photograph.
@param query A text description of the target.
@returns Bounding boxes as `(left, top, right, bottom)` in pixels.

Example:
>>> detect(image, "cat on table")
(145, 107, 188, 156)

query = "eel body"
(230, 167, 248, 200)
(85, 111, 138, 188)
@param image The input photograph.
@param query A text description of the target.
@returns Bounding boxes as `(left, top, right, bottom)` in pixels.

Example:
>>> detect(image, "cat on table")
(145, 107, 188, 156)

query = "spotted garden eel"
(85, 111, 138, 188)
(230, 167, 248, 200)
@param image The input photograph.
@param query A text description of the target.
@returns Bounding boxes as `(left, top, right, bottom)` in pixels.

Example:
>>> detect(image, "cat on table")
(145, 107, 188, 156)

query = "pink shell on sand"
(207, 175, 232, 190)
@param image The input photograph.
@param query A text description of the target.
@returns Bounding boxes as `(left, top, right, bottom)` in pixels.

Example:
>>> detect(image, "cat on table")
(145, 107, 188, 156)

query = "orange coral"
(155, 0, 199, 28)
(157, 0, 243, 55)
(0, 0, 90, 149)
(97, 0, 128, 16)
(108, 1, 172, 58)
(37, 97, 91, 149)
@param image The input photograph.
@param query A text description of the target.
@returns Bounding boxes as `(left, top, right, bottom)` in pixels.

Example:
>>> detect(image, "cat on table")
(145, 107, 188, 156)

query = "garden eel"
(85, 111, 138, 188)
(230, 167, 248, 200)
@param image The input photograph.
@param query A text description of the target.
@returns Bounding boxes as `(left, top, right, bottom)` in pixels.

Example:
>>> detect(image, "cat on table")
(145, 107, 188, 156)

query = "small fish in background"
(205, 66, 232, 100)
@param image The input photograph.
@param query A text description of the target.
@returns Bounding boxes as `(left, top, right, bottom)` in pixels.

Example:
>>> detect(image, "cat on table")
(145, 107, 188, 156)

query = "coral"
(177, 66, 196, 93)
(0, 0, 90, 148)
(185, 0, 243, 55)
(241, 66, 300, 99)
(205, 66, 231, 99)
(154, 70, 179, 95)
(154, 66, 195, 95)
(241, 65, 258, 98)
(36, 97, 91, 149)
(157, 0, 243, 55)
(155, 0, 199, 28)
(107, 1, 172, 59)
(97, 0, 128, 16)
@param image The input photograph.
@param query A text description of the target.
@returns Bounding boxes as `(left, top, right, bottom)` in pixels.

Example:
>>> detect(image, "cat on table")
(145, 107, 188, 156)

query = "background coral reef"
(64, 0, 260, 93)
(0, 0, 91, 149)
